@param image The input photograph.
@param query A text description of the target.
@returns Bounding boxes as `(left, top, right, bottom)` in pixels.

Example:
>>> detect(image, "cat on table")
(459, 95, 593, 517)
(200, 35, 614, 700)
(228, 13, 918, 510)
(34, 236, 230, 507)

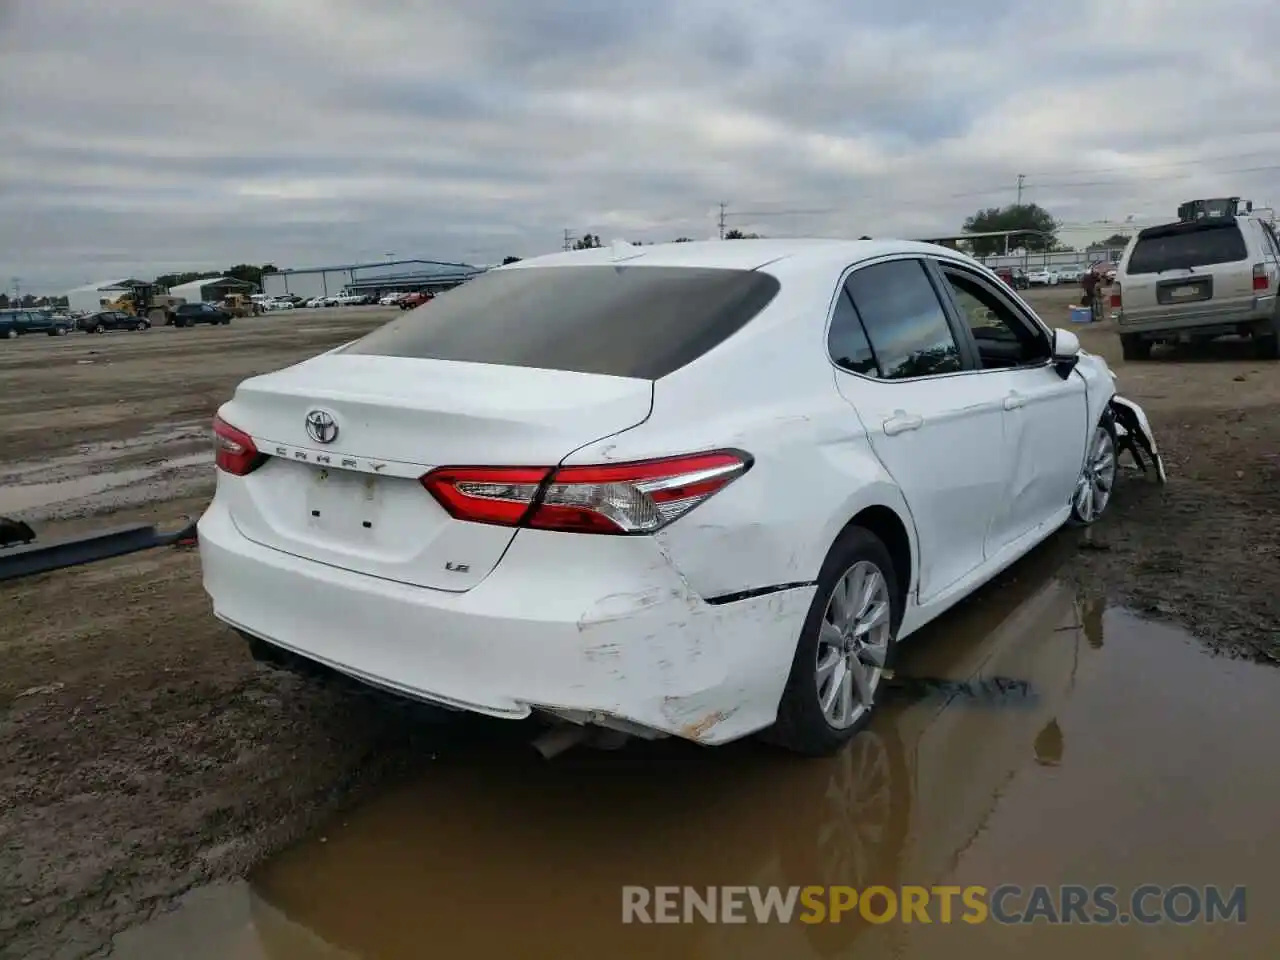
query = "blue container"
(1069, 306, 1092, 323)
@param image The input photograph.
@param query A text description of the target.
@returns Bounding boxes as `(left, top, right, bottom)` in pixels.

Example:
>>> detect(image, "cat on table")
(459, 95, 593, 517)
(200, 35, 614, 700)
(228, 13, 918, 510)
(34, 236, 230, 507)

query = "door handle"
(883, 411, 924, 436)
(1003, 392, 1026, 410)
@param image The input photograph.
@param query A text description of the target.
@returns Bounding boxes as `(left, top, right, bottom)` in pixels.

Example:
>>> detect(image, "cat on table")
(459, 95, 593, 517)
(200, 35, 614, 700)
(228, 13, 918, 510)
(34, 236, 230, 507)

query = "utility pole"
(563, 229, 572, 252)
(1016, 174, 1025, 206)
(718, 202, 728, 240)
(11, 277, 19, 305)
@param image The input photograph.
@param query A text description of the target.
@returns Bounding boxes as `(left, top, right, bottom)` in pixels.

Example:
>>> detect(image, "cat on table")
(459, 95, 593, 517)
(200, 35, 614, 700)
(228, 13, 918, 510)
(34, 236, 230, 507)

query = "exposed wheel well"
(839, 506, 913, 603)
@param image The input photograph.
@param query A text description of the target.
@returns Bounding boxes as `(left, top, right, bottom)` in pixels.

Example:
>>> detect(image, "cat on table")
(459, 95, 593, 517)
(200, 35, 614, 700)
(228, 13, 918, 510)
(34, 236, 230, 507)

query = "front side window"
(843, 260, 962, 380)
(940, 268, 1049, 369)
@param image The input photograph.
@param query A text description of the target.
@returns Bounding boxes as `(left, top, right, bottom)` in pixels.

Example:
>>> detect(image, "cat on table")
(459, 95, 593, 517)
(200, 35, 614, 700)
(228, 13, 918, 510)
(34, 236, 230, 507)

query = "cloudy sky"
(3, 0, 1279, 292)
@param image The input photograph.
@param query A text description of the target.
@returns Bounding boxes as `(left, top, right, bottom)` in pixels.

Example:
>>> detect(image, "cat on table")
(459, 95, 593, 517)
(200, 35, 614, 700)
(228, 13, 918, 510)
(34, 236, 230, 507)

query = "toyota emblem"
(305, 409, 339, 444)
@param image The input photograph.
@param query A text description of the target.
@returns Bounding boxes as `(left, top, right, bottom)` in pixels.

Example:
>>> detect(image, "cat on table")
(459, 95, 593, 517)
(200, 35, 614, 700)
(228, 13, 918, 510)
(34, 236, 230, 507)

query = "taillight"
(421, 451, 751, 535)
(1253, 263, 1269, 292)
(213, 415, 265, 476)
(1110, 282, 1122, 309)
(421, 466, 551, 527)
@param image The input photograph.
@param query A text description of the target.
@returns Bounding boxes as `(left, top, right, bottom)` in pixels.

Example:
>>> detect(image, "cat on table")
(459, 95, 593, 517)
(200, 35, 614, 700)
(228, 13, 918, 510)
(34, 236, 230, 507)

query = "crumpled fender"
(1109, 395, 1167, 483)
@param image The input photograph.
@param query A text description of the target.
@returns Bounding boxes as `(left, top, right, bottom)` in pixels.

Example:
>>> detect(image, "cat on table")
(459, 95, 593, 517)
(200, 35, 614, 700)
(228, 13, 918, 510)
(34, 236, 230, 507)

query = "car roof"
(499, 238, 979, 274)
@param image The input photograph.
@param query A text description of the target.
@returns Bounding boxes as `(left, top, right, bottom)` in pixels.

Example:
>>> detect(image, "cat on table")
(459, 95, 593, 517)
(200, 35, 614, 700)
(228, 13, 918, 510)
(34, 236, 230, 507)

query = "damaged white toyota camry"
(198, 239, 1164, 756)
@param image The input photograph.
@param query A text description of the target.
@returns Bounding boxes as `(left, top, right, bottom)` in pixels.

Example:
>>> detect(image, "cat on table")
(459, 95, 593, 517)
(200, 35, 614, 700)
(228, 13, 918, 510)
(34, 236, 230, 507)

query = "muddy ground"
(1, 296, 1277, 958)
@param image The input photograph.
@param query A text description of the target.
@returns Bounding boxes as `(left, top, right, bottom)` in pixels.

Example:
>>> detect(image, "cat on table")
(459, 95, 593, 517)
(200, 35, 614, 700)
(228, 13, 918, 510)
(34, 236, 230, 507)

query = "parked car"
(79, 309, 150, 333)
(992, 267, 1029, 290)
(1112, 213, 1280, 360)
(398, 291, 433, 309)
(198, 239, 1164, 756)
(264, 298, 294, 311)
(1057, 264, 1084, 283)
(379, 292, 405, 305)
(0, 309, 73, 339)
(1027, 267, 1061, 286)
(171, 302, 231, 327)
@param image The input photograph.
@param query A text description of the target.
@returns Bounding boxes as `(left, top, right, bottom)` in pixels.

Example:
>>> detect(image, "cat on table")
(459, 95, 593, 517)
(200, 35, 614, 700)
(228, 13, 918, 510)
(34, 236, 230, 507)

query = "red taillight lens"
(1253, 264, 1269, 292)
(1110, 282, 1122, 309)
(213, 415, 265, 476)
(420, 451, 751, 535)
(421, 466, 551, 526)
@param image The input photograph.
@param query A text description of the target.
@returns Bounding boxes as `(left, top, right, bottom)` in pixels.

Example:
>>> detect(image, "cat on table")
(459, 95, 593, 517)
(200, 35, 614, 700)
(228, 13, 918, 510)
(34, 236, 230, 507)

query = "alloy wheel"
(1073, 426, 1117, 522)
(816, 561, 891, 730)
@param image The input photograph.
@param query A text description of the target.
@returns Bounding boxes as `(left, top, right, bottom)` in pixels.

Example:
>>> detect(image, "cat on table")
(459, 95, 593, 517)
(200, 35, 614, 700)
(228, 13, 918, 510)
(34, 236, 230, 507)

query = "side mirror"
(1052, 328, 1080, 378)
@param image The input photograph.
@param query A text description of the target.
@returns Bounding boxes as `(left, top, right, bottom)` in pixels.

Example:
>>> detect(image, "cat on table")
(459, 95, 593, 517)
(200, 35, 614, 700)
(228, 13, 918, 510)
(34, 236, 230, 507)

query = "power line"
(1029, 162, 1280, 190)
(722, 162, 1280, 227)
(1019, 146, 1280, 179)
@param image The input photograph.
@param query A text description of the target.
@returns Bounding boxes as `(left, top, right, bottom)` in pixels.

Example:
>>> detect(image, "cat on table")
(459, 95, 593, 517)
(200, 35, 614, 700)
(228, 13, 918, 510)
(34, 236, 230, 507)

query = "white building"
(262, 259, 484, 300)
(166, 276, 256, 304)
(65, 279, 135, 315)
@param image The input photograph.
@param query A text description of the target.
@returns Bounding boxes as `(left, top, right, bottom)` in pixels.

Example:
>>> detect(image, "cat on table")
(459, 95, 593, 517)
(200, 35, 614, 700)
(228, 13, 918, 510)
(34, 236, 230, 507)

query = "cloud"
(2, 0, 1279, 289)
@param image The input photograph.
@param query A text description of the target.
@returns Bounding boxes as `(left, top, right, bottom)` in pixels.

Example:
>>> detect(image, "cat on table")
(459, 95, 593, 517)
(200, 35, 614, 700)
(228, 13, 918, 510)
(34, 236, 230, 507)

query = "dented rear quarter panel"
(563, 269, 919, 604)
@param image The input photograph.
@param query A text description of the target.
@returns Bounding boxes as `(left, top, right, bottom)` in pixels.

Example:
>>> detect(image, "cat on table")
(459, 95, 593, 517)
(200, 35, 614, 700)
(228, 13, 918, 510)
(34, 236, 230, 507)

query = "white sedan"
(198, 239, 1164, 755)
(1027, 267, 1061, 286)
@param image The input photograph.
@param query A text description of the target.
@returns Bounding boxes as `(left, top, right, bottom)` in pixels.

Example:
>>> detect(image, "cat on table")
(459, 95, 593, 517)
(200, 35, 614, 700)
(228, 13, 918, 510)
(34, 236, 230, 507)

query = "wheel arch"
(829, 501, 915, 607)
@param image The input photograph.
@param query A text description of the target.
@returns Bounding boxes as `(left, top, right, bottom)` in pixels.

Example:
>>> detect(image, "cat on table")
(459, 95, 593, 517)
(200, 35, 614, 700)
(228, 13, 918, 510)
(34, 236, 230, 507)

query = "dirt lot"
(1, 296, 1277, 958)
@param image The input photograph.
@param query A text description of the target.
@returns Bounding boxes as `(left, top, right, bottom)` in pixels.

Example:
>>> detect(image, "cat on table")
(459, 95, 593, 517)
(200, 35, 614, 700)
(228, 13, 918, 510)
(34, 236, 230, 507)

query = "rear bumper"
(197, 499, 813, 745)
(1117, 295, 1275, 336)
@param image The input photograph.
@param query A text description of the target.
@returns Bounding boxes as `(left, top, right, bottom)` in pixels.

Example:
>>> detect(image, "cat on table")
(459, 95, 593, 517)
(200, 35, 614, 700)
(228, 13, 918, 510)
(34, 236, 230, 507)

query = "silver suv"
(1112, 214, 1280, 360)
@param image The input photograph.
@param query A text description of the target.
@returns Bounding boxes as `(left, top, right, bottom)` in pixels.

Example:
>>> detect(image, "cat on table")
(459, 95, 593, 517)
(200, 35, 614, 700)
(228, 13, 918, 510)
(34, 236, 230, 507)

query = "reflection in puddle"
(111, 550, 1280, 959)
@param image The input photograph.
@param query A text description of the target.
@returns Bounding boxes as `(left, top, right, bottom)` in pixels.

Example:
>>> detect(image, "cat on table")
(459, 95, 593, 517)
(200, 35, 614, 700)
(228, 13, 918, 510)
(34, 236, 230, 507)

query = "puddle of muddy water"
(110, 554, 1280, 960)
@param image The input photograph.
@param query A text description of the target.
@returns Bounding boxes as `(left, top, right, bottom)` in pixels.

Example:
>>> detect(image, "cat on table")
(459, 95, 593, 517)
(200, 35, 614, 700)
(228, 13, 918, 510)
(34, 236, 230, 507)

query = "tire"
(1120, 334, 1151, 361)
(93, 325, 106, 334)
(1069, 415, 1118, 526)
(135, 320, 149, 331)
(2, 328, 15, 339)
(767, 526, 902, 756)
(1256, 321, 1279, 360)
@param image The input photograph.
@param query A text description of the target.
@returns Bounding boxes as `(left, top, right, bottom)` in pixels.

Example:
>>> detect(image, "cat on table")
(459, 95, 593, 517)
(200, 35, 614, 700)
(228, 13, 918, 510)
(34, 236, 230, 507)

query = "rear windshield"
(341, 265, 781, 379)
(1126, 220, 1249, 275)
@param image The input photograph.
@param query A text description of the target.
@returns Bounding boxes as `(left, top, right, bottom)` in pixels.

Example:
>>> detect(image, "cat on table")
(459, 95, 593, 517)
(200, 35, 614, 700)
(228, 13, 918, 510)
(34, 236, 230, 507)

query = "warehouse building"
(165, 276, 257, 304)
(261, 259, 484, 300)
(64, 279, 138, 315)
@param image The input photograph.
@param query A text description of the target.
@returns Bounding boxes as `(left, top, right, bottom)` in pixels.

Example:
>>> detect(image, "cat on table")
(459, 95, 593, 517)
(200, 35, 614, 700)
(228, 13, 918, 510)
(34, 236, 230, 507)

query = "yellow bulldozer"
(103, 283, 185, 326)
(220, 293, 263, 318)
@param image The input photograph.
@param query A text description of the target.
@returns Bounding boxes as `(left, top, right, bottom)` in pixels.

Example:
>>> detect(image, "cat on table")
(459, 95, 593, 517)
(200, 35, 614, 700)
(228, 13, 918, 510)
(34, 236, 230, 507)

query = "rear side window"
(843, 260, 963, 380)
(342, 266, 781, 379)
(1126, 220, 1249, 275)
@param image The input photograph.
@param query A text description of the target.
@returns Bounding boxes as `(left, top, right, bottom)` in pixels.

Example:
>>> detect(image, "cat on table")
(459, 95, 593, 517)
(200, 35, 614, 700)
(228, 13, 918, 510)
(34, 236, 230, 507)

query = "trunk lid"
(217, 353, 653, 591)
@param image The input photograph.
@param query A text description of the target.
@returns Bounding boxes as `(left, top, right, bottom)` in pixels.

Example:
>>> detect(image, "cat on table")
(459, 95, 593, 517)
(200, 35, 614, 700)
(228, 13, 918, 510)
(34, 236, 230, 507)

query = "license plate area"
(304, 464, 402, 540)
(1157, 277, 1212, 305)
